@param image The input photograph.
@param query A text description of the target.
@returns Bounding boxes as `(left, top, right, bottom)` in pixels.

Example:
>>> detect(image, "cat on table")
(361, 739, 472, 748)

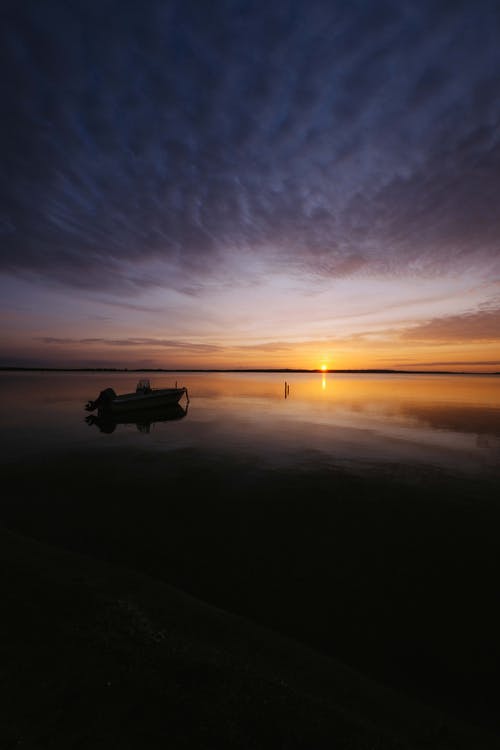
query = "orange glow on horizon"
(3, 324, 500, 373)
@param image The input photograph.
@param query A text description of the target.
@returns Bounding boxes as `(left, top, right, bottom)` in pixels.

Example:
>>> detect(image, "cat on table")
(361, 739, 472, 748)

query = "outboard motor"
(85, 387, 117, 412)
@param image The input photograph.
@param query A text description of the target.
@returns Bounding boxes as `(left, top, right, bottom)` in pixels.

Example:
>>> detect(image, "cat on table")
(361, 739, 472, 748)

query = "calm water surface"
(3, 370, 500, 735)
(1, 370, 499, 476)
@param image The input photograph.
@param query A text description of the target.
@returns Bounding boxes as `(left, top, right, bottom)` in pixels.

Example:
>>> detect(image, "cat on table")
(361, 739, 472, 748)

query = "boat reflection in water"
(85, 401, 189, 433)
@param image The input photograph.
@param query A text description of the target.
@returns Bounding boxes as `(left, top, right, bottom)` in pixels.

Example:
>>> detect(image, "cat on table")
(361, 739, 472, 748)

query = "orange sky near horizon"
(1, 261, 500, 373)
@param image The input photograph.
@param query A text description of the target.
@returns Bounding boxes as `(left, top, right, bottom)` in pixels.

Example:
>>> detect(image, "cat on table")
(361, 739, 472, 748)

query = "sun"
(320, 364, 328, 372)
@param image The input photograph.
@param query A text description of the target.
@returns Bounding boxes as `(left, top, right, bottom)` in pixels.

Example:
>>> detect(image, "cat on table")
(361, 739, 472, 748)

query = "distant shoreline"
(1, 366, 499, 375)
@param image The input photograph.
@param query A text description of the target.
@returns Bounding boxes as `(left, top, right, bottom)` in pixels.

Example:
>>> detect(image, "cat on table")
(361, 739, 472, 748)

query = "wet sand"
(2, 447, 500, 748)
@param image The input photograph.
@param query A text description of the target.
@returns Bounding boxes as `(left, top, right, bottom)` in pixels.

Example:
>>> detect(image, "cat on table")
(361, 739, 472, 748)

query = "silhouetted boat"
(85, 378, 189, 414)
(86, 401, 189, 433)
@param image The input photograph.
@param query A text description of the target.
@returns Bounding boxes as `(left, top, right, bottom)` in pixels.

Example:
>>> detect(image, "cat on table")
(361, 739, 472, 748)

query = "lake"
(2, 370, 500, 475)
(2, 370, 500, 736)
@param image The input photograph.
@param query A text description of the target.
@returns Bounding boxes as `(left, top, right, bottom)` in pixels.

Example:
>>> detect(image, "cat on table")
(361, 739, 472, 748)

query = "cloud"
(36, 336, 222, 352)
(2, 0, 500, 292)
(36, 335, 298, 353)
(395, 361, 500, 368)
(403, 307, 500, 342)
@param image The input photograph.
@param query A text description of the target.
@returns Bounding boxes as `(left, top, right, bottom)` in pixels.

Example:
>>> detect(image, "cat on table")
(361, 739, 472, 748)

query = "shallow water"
(1, 370, 499, 477)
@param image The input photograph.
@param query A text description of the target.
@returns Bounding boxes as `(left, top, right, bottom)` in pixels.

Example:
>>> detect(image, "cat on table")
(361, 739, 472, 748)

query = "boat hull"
(108, 388, 187, 413)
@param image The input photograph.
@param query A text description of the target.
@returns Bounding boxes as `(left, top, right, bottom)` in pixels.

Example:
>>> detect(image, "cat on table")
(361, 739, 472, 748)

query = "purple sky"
(1, 0, 500, 369)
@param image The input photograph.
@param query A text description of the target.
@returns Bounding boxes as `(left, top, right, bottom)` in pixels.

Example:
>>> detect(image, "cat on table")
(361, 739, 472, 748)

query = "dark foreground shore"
(2, 525, 490, 750)
(2, 447, 500, 748)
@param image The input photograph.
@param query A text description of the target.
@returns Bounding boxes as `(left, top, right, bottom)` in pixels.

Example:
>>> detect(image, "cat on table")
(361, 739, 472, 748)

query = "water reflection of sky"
(1, 372, 499, 475)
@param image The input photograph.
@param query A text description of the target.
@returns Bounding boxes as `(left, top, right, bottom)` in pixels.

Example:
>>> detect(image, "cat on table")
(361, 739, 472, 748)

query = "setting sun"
(321, 364, 328, 371)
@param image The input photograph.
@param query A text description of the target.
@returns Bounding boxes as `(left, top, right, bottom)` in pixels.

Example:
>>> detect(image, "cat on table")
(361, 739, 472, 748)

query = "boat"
(85, 401, 189, 433)
(85, 378, 189, 414)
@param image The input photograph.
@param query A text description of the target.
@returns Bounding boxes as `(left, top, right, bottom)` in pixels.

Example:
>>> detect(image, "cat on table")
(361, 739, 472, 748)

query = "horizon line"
(1, 366, 499, 376)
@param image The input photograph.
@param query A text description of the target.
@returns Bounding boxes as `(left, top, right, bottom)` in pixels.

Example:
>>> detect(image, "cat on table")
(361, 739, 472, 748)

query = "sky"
(1, 0, 500, 371)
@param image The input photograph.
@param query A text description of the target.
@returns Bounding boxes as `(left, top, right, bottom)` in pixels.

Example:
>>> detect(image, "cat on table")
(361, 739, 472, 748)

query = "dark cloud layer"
(2, 0, 500, 291)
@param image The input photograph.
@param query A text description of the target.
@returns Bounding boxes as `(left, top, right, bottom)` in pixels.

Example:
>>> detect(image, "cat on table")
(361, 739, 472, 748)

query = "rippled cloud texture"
(1, 0, 500, 369)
